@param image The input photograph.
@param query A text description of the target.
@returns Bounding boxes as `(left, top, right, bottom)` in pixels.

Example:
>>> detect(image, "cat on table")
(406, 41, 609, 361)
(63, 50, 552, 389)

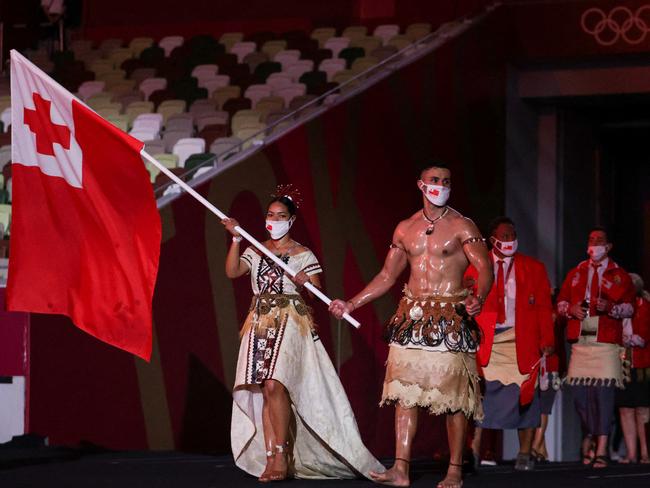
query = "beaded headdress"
(271, 184, 303, 209)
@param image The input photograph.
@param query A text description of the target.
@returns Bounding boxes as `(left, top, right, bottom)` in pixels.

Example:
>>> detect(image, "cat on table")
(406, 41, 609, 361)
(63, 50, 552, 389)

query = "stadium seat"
(231, 42, 257, 63)
(173, 137, 206, 167)
(373, 25, 400, 45)
(255, 96, 285, 119)
(231, 109, 262, 134)
(339, 47, 365, 68)
(199, 75, 231, 96)
(351, 36, 382, 54)
(342, 26, 368, 41)
(244, 84, 272, 107)
(286, 60, 314, 82)
(125, 101, 155, 123)
(129, 37, 154, 57)
(405, 23, 432, 41)
(157, 99, 187, 124)
(310, 27, 336, 47)
(319, 58, 346, 81)
(388, 35, 412, 51)
(243, 52, 269, 73)
(196, 111, 229, 131)
(138, 78, 167, 100)
(261, 40, 288, 59)
(323, 37, 350, 58)
(78, 80, 106, 100)
(130, 128, 160, 142)
(198, 124, 229, 145)
(162, 129, 193, 152)
(159, 36, 184, 56)
(274, 50, 300, 70)
(273, 83, 306, 106)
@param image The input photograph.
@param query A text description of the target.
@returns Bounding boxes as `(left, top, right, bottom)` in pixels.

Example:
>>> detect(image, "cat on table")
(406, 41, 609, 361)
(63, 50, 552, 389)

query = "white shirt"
(494, 255, 516, 330)
(583, 257, 609, 302)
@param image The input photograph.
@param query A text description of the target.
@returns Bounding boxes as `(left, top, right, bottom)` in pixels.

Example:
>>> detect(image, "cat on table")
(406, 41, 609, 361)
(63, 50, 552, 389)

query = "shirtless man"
(329, 161, 493, 488)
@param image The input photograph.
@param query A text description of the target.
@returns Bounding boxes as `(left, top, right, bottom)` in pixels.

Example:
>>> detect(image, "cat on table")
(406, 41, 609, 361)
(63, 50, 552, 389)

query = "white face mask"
(588, 245, 607, 261)
(266, 218, 294, 240)
(492, 238, 518, 257)
(420, 181, 450, 207)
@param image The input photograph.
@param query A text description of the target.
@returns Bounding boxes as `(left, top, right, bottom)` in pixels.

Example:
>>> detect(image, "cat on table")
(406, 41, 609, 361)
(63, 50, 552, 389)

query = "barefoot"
(369, 466, 410, 487)
(437, 465, 463, 488)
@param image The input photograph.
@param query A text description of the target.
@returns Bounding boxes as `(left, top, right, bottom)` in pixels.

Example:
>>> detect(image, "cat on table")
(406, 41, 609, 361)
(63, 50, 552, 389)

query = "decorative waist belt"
(250, 293, 311, 317)
(384, 291, 480, 353)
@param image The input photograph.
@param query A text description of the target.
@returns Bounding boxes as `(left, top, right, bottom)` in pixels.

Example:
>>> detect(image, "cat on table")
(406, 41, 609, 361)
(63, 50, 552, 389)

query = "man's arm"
(458, 218, 492, 315)
(329, 223, 408, 319)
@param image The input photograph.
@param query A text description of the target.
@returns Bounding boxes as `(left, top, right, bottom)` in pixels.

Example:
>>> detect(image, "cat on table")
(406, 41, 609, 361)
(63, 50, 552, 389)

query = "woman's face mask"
(266, 217, 294, 240)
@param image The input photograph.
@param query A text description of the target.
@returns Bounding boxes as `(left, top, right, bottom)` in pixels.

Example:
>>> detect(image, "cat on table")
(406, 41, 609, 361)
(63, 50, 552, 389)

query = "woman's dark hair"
(268, 196, 297, 216)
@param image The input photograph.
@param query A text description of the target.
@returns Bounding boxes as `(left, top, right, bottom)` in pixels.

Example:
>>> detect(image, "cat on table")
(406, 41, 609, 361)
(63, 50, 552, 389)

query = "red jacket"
(465, 252, 555, 373)
(631, 296, 650, 368)
(557, 259, 635, 345)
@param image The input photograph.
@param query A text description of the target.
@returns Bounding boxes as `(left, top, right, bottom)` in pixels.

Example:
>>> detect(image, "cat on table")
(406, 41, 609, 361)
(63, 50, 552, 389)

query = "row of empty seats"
(2, 21, 435, 202)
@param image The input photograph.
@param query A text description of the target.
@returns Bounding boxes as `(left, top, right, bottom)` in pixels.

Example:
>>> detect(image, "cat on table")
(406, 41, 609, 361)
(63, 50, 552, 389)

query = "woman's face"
(266, 201, 292, 222)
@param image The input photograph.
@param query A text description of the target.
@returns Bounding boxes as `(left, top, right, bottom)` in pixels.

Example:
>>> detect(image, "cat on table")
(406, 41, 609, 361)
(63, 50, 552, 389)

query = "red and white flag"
(8, 50, 161, 360)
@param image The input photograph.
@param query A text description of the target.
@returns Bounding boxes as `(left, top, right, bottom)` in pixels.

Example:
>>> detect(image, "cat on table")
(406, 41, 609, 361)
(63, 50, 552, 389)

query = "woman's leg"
(533, 414, 549, 459)
(619, 407, 637, 463)
(259, 391, 276, 480)
(263, 379, 291, 476)
(635, 407, 649, 461)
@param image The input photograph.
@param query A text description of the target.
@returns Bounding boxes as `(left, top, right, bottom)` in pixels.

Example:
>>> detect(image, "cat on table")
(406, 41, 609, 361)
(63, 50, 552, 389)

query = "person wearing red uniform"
(617, 273, 650, 464)
(466, 217, 554, 471)
(557, 227, 635, 468)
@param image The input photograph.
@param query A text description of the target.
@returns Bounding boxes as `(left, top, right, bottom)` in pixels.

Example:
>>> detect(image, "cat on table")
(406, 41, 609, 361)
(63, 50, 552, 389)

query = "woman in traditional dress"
(221, 185, 383, 482)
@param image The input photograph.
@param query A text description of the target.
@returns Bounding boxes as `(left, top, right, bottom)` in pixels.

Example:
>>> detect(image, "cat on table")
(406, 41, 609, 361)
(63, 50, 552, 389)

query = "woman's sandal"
(258, 449, 276, 482)
(592, 455, 610, 469)
(531, 448, 547, 463)
(267, 442, 290, 482)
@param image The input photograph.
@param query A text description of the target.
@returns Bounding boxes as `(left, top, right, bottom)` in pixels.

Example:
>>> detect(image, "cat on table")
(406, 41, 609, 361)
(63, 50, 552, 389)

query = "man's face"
(588, 230, 608, 247)
(492, 223, 517, 243)
(419, 167, 451, 190)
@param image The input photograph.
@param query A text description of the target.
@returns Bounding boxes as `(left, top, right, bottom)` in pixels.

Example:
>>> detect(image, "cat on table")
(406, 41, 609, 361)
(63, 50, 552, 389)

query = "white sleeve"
(239, 247, 257, 272)
(301, 251, 322, 276)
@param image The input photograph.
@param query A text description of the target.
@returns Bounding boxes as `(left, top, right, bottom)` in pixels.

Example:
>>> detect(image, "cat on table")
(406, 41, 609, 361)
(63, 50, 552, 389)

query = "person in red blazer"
(557, 227, 635, 468)
(466, 217, 554, 471)
(617, 273, 650, 464)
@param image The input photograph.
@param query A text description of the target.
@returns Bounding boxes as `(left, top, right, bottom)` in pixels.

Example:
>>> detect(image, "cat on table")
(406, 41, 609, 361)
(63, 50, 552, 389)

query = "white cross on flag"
(8, 50, 161, 360)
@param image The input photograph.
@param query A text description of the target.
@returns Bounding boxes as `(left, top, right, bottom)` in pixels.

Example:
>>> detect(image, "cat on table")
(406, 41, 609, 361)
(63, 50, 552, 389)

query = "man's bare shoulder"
(444, 208, 483, 240)
(392, 212, 421, 241)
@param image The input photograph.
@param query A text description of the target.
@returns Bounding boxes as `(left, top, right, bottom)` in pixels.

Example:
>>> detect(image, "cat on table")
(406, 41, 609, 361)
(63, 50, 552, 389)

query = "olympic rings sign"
(581, 5, 650, 46)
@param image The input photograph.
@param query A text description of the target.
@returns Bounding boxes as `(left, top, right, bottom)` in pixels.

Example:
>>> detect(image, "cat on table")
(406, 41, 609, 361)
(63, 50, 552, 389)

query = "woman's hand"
(291, 271, 310, 287)
(221, 218, 241, 237)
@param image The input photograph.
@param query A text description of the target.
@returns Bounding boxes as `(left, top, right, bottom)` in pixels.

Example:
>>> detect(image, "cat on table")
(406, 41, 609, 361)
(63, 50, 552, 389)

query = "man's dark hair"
(488, 216, 515, 237)
(418, 159, 450, 178)
(589, 225, 609, 242)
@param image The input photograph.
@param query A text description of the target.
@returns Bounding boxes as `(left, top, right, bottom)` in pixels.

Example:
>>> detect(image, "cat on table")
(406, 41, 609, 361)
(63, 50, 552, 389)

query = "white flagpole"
(142, 149, 361, 328)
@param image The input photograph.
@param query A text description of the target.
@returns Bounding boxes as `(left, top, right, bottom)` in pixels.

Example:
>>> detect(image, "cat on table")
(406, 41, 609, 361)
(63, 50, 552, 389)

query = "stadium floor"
(1, 448, 650, 487)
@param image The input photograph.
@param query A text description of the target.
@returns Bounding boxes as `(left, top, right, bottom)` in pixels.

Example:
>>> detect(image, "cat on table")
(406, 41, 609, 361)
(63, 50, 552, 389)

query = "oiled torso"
(396, 209, 473, 296)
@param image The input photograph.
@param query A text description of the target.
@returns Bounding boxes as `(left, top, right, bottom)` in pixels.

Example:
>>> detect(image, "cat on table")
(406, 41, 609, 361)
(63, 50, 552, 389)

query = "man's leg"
(370, 405, 417, 486)
(437, 411, 467, 488)
(518, 428, 534, 454)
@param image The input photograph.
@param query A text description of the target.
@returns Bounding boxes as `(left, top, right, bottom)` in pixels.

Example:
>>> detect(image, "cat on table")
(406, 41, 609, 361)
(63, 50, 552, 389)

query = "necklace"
(422, 206, 449, 235)
(270, 239, 296, 258)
